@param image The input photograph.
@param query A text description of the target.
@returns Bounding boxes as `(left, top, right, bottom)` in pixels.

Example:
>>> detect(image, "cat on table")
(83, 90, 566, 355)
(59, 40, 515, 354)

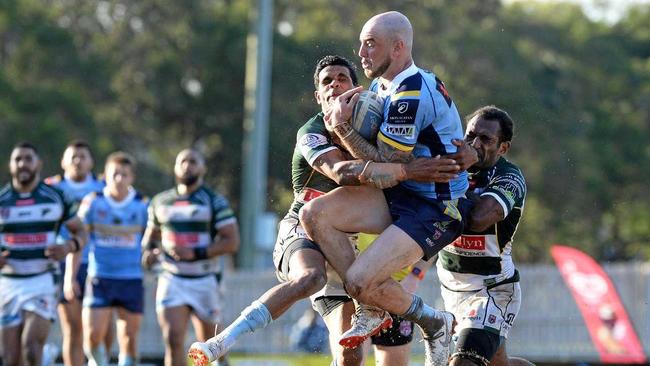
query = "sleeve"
(377, 88, 420, 153)
(211, 193, 237, 230)
(147, 197, 160, 228)
(297, 121, 339, 166)
(60, 188, 77, 222)
(481, 168, 526, 217)
(77, 194, 94, 225)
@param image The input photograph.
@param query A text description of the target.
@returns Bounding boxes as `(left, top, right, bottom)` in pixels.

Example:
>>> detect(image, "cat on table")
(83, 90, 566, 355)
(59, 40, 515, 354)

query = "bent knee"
(344, 267, 373, 300)
(293, 269, 327, 296)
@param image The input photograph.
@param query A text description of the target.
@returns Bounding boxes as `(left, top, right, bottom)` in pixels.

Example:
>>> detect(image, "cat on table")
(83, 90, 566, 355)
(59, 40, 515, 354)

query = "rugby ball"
(351, 90, 383, 143)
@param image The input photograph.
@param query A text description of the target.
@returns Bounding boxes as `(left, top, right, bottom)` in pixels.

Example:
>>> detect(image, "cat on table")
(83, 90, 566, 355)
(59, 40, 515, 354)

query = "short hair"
(65, 139, 93, 158)
(466, 105, 515, 143)
(313, 55, 358, 89)
(105, 151, 136, 171)
(12, 142, 39, 156)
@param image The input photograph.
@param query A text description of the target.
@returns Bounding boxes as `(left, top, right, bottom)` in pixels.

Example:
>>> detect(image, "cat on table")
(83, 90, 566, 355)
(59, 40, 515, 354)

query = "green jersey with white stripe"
(148, 185, 236, 277)
(437, 157, 526, 291)
(0, 181, 75, 276)
(288, 113, 341, 218)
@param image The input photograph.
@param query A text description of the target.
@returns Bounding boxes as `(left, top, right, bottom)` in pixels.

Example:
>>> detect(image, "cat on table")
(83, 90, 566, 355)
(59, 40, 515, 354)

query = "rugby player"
(0, 142, 87, 366)
(300, 11, 475, 365)
(436, 106, 533, 366)
(187, 55, 467, 366)
(46, 140, 106, 366)
(141, 149, 240, 366)
(79, 152, 148, 366)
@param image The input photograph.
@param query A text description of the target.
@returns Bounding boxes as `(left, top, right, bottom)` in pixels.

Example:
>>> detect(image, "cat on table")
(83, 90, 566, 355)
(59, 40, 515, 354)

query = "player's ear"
(498, 141, 511, 155)
(314, 90, 321, 105)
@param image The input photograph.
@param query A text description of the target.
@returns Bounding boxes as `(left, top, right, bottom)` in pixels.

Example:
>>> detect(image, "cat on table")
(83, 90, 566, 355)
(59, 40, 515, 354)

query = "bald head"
(364, 11, 413, 53)
(174, 148, 205, 188)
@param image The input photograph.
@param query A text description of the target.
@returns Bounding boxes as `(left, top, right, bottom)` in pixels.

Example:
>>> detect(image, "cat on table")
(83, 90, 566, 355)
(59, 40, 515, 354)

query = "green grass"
(228, 353, 426, 365)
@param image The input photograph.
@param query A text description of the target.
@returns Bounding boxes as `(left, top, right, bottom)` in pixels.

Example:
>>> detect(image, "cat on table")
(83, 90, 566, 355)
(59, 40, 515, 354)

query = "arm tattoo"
(332, 160, 366, 186)
(334, 124, 382, 161)
(377, 140, 413, 163)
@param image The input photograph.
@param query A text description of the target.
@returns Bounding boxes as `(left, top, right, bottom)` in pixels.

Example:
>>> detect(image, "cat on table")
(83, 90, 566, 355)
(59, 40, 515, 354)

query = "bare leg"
(83, 307, 112, 366)
(374, 343, 411, 366)
(300, 186, 391, 280)
(158, 305, 191, 366)
(21, 311, 51, 366)
(115, 307, 142, 362)
(322, 302, 366, 366)
(58, 301, 84, 366)
(490, 343, 535, 366)
(1, 324, 23, 366)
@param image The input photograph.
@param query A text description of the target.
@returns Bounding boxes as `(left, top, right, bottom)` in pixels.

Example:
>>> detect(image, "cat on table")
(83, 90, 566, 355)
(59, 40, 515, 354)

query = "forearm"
(206, 232, 240, 258)
(64, 251, 81, 279)
(333, 122, 382, 161)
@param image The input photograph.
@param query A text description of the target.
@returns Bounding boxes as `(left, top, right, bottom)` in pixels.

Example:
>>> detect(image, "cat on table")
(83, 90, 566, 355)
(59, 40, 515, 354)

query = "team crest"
(397, 101, 409, 114)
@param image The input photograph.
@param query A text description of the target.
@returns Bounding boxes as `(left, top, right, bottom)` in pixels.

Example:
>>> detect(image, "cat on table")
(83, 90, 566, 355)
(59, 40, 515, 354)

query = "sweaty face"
(358, 24, 392, 79)
(315, 65, 355, 112)
(465, 117, 507, 169)
(105, 162, 134, 194)
(174, 150, 205, 186)
(62, 147, 94, 181)
(9, 148, 41, 186)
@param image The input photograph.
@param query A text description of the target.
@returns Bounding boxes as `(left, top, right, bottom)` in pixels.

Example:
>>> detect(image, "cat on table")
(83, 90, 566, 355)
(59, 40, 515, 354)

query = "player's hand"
(449, 139, 479, 171)
(142, 248, 160, 269)
(169, 246, 195, 261)
(324, 86, 363, 130)
(404, 156, 460, 183)
(45, 243, 72, 261)
(0, 250, 8, 269)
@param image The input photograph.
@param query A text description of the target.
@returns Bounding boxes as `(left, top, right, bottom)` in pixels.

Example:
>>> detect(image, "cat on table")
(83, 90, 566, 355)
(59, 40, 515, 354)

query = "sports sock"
(85, 344, 107, 366)
(400, 294, 443, 334)
(118, 354, 136, 366)
(217, 300, 272, 350)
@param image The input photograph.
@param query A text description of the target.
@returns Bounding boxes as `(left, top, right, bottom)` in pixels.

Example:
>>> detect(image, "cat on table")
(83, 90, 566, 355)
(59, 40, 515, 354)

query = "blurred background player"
(187, 55, 462, 366)
(46, 140, 106, 366)
(436, 106, 533, 366)
(142, 149, 240, 366)
(0, 142, 87, 366)
(79, 152, 148, 366)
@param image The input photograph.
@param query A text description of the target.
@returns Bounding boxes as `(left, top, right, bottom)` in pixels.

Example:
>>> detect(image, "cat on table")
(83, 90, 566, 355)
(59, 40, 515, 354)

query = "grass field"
(228, 353, 425, 366)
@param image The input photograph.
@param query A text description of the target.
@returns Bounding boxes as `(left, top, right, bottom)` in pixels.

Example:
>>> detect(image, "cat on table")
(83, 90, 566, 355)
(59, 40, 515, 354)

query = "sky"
(503, 0, 650, 23)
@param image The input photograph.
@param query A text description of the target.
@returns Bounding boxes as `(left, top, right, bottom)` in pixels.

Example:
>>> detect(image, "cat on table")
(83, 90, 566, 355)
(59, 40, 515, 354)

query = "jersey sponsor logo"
(452, 235, 486, 250)
(0, 204, 63, 224)
(3, 233, 47, 245)
(397, 101, 409, 114)
(385, 124, 415, 138)
(388, 99, 418, 125)
(300, 133, 328, 149)
(435, 76, 452, 107)
(156, 204, 211, 222)
(163, 231, 199, 246)
(300, 188, 325, 202)
(95, 233, 138, 248)
(16, 199, 35, 206)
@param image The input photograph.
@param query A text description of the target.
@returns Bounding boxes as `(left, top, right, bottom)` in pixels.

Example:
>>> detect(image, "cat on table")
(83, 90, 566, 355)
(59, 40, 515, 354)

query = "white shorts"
(0, 272, 58, 328)
(440, 281, 521, 338)
(155, 271, 223, 324)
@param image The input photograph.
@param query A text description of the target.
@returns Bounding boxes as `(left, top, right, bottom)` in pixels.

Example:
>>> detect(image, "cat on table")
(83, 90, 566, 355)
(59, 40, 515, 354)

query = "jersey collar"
(103, 186, 136, 208)
(377, 62, 419, 98)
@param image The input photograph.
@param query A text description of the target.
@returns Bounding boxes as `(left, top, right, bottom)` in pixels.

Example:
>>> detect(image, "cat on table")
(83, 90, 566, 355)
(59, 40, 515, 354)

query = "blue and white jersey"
(371, 63, 468, 200)
(78, 188, 148, 280)
(45, 174, 104, 263)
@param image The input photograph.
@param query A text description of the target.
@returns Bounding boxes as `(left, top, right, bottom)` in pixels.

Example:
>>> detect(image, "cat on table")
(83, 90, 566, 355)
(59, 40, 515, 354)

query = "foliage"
(0, 0, 648, 263)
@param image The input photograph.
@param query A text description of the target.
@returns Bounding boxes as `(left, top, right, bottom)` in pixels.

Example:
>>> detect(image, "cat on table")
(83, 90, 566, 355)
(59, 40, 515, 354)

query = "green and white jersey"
(288, 112, 341, 218)
(437, 157, 526, 291)
(148, 185, 236, 277)
(0, 181, 75, 276)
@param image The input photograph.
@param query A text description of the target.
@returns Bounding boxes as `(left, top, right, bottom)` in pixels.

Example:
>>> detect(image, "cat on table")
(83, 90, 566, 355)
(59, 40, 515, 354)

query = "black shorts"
(371, 314, 414, 346)
(383, 186, 472, 260)
(452, 328, 502, 366)
(312, 295, 351, 317)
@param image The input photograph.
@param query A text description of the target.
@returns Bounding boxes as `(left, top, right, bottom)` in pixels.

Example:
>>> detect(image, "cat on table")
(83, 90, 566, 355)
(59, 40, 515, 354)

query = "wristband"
(411, 266, 425, 280)
(70, 237, 81, 253)
(194, 247, 208, 260)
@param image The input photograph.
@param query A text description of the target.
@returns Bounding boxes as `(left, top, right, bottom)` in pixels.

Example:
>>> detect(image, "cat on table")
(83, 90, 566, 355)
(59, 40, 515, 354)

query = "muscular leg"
(115, 307, 142, 365)
(21, 311, 51, 366)
(158, 305, 191, 366)
(374, 343, 411, 366)
(322, 301, 365, 366)
(58, 302, 84, 366)
(1, 324, 23, 366)
(490, 343, 534, 366)
(300, 186, 391, 280)
(83, 307, 112, 366)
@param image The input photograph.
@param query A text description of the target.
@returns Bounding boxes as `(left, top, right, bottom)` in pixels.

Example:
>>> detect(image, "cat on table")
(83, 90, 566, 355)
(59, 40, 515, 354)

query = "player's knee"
(298, 203, 318, 230)
(23, 341, 44, 366)
(344, 267, 372, 301)
(162, 327, 185, 348)
(449, 352, 490, 366)
(293, 268, 327, 297)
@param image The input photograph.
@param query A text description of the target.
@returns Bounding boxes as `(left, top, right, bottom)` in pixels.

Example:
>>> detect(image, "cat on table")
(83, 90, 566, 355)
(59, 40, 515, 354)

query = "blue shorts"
(58, 261, 88, 303)
(383, 185, 472, 260)
(83, 277, 144, 314)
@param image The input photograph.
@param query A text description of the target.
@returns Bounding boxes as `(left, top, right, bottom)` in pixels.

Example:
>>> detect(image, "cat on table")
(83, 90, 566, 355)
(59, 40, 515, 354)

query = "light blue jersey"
(371, 63, 468, 200)
(45, 174, 104, 263)
(78, 188, 148, 279)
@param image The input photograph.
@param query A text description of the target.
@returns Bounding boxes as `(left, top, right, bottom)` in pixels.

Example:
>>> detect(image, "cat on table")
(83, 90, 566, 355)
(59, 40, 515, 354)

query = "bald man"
(141, 149, 240, 366)
(300, 11, 475, 366)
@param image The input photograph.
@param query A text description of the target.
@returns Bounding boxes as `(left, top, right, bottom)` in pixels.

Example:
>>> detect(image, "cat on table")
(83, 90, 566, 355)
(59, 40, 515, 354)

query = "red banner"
(550, 245, 646, 364)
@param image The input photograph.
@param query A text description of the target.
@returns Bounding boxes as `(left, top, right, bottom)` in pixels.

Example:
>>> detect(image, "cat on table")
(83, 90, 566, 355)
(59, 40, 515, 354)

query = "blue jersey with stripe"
(371, 64, 468, 200)
(45, 174, 104, 263)
(78, 189, 148, 279)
